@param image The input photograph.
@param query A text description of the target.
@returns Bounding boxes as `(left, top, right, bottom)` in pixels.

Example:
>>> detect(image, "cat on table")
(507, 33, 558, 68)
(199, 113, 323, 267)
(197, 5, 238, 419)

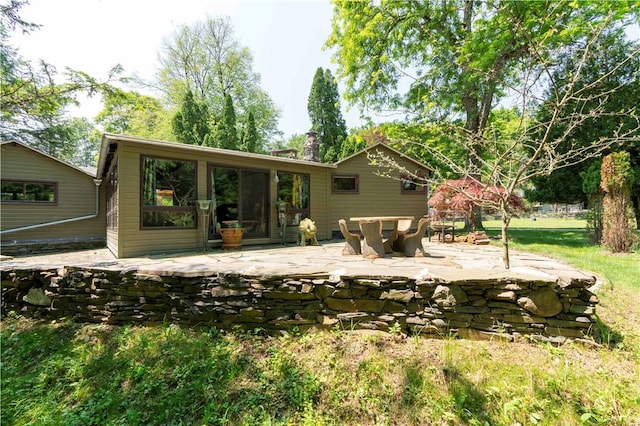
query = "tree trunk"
(501, 214, 511, 269)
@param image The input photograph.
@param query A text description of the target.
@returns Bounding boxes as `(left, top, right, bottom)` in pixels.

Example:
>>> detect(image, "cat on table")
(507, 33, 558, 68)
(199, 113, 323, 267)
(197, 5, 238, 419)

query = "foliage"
(171, 88, 212, 146)
(307, 67, 348, 163)
(214, 93, 238, 150)
(96, 89, 173, 141)
(527, 33, 640, 207)
(240, 111, 259, 153)
(600, 152, 638, 252)
(1, 1, 121, 161)
(428, 178, 525, 230)
(328, 1, 637, 176)
(582, 160, 604, 243)
(156, 16, 280, 150)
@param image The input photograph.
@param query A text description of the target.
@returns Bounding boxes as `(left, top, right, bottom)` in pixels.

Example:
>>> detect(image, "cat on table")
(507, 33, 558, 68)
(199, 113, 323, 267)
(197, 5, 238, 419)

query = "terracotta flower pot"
(220, 227, 244, 249)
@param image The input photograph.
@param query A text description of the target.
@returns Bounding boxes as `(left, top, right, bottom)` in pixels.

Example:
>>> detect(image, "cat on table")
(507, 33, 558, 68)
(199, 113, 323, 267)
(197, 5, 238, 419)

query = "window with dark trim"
(209, 165, 270, 238)
(332, 175, 359, 193)
(401, 177, 426, 193)
(1, 180, 57, 203)
(140, 156, 196, 228)
(277, 171, 310, 225)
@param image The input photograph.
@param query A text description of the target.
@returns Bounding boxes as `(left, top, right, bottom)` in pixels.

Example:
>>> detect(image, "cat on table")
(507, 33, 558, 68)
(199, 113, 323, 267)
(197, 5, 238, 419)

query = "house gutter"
(1, 179, 102, 235)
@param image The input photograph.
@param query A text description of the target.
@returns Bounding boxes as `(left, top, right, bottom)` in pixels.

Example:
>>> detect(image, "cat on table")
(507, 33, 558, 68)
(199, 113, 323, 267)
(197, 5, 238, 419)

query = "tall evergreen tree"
(307, 67, 347, 163)
(172, 89, 211, 145)
(241, 111, 259, 153)
(213, 93, 238, 150)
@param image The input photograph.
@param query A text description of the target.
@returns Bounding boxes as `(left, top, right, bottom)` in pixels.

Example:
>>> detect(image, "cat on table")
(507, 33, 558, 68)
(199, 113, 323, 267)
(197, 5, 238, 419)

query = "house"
(1, 140, 106, 254)
(93, 133, 432, 258)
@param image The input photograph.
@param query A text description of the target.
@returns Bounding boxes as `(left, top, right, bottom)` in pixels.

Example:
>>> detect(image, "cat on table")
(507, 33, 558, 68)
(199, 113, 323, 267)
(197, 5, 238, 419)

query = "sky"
(10, 0, 369, 139)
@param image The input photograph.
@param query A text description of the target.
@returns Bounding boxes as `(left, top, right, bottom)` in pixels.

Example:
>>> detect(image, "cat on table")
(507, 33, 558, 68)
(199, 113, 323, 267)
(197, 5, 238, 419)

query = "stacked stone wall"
(1, 267, 598, 344)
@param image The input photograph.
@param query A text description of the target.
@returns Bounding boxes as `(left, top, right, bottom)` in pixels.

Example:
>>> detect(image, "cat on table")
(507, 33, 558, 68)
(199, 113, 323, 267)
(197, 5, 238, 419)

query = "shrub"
(600, 152, 638, 252)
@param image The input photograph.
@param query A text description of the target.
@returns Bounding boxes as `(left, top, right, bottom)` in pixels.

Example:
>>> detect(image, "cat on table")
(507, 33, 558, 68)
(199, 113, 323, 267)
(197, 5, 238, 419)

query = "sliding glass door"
(208, 165, 270, 238)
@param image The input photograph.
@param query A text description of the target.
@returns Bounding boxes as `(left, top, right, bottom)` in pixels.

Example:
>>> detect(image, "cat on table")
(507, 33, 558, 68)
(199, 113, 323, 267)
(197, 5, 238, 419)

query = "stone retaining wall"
(1, 267, 599, 345)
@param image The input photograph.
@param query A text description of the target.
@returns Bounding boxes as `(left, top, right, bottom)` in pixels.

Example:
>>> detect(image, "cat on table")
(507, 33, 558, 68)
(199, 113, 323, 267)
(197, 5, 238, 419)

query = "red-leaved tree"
(428, 178, 525, 267)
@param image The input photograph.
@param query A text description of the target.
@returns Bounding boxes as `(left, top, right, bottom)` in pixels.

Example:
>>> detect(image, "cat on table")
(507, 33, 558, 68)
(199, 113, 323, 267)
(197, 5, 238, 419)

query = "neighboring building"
(1, 140, 106, 254)
(97, 133, 432, 258)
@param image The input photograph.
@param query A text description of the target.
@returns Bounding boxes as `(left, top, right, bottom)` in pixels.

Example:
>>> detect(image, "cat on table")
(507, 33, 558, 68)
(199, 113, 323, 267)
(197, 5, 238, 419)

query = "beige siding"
(114, 141, 332, 257)
(330, 146, 429, 233)
(117, 145, 203, 257)
(1, 143, 106, 243)
(106, 229, 118, 256)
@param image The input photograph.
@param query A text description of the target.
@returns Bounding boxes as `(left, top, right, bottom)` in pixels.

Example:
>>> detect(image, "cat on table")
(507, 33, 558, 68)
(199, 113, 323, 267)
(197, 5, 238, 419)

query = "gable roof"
(334, 141, 434, 172)
(0, 140, 97, 178)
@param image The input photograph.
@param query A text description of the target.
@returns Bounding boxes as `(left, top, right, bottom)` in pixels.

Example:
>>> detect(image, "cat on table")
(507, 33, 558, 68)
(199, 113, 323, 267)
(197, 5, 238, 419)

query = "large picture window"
(1, 180, 57, 203)
(141, 156, 196, 228)
(277, 172, 310, 225)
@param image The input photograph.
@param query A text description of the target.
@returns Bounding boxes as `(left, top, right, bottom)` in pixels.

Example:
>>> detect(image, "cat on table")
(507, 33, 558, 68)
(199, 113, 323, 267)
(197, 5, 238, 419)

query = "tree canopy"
(327, 0, 638, 176)
(156, 16, 280, 151)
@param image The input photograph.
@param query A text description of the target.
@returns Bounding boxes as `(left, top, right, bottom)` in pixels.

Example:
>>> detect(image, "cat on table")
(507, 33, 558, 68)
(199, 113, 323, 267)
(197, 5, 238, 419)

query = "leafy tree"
(307, 67, 347, 163)
(1, 0, 120, 157)
(526, 33, 640, 207)
(63, 117, 100, 167)
(156, 16, 280, 150)
(581, 160, 604, 244)
(328, 1, 639, 268)
(172, 89, 212, 145)
(327, 0, 636, 154)
(96, 88, 173, 140)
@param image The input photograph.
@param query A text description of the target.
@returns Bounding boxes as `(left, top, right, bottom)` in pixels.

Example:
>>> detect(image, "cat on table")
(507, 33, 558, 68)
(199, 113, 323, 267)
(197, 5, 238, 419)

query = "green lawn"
(483, 217, 587, 229)
(2, 230, 639, 425)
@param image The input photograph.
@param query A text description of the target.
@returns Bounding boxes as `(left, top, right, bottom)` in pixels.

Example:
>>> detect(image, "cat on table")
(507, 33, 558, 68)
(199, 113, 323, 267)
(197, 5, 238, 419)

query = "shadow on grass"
(593, 314, 626, 349)
(488, 229, 591, 248)
(442, 363, 496, 425)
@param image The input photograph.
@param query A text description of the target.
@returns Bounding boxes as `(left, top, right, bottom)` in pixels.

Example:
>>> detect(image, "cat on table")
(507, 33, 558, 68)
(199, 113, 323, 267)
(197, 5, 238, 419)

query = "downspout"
(0, 179, 102, 235)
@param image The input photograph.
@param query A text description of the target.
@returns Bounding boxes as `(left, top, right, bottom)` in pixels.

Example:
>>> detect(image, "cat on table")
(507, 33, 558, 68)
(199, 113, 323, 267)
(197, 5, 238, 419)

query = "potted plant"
(220, 220, 244, 249)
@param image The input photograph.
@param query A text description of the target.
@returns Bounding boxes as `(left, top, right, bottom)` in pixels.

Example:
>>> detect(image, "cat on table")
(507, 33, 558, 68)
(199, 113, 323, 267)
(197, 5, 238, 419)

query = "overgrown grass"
(2, 230, 639, 425)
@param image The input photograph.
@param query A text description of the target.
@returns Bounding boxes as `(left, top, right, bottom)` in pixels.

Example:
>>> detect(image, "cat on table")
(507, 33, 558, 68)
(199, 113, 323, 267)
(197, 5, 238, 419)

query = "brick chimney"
(303, 131, 320, 162)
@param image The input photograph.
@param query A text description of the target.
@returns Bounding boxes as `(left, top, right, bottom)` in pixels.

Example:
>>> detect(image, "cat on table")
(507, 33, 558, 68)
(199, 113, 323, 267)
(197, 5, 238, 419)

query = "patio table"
(350, 216, 414, 257)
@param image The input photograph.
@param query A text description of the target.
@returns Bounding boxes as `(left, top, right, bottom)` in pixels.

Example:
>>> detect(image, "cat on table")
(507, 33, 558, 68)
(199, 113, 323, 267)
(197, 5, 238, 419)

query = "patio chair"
(387, 218, 413, 253)
(402, 217, 429, 257)
(338, 219, 362, 255)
